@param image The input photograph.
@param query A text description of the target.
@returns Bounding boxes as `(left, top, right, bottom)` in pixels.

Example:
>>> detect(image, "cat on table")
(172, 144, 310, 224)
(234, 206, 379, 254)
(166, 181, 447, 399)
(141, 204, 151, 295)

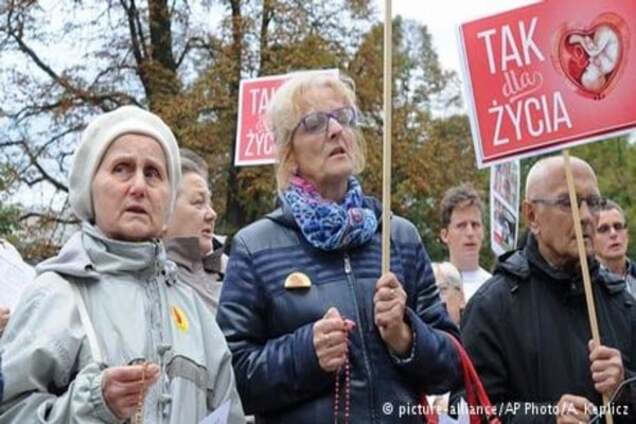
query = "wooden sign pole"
(562, 149, 613, 424)
(381, 0, 392, 274)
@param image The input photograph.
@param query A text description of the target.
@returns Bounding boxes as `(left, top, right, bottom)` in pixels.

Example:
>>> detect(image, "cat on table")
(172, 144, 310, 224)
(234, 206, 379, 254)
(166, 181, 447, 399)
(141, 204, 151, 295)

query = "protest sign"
(0, 243, 34, 310)
(490, 160, 520, 256)
(459, 0, 636, 167)
(234, 69, 338, 167)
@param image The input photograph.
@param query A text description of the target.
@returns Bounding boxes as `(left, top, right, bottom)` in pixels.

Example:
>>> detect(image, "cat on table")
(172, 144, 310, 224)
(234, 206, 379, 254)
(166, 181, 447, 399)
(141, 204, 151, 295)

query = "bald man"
(458, 156, 636, 423)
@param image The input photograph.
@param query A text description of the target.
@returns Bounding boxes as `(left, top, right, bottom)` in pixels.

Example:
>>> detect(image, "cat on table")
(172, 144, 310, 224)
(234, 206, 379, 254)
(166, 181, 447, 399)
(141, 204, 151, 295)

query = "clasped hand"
(102, 363, 160, 419)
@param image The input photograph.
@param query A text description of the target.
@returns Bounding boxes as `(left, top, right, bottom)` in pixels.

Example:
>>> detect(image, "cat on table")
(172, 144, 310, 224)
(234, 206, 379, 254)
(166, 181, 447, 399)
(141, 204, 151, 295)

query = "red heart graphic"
(552, 13, 630, 100)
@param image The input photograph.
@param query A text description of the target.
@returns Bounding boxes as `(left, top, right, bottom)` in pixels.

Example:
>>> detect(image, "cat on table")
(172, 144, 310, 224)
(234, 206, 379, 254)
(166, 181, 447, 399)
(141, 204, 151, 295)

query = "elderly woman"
(0, 106, 245, 423)
(217, 73, 461, 423)
(432, 262, 466, 327)
(428, 262, 466, 413)
(164, 148, 226, 316)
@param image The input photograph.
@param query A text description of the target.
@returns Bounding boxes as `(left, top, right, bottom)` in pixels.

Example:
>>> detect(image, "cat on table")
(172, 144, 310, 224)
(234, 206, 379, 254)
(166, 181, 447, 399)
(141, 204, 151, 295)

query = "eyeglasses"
(293, 106, 358, 135)
(531, 195, 606, 212)
(597, 221, 627, 234)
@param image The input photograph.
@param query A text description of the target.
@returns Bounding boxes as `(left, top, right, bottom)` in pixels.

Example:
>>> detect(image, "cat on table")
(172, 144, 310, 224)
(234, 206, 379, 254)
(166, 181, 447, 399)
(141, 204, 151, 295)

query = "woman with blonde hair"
(217, 72, 460, 423)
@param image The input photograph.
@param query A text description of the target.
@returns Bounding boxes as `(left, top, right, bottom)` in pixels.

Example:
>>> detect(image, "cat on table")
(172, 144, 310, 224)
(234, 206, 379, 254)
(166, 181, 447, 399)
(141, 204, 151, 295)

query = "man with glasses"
(593, 200, 636, 296)
(458, 156, 636, 423)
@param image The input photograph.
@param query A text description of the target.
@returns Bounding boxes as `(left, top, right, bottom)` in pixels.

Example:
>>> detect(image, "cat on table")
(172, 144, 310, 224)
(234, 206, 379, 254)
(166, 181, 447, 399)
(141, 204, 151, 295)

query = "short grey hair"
(432, 262, 463, 290)
(601, 198, 626, 220)
(179, 148, 209, 180)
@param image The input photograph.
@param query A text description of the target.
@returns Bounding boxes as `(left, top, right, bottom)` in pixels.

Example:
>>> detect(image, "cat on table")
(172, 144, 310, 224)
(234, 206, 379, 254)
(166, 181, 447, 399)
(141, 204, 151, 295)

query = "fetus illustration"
(553, 13, 629, 100)
(568, 25, 620, 93)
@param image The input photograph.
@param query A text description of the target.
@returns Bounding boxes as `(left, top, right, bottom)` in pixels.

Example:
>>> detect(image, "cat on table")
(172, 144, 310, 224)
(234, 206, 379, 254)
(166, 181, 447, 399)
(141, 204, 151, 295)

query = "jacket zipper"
(343, 253, 377, 423)
(151, 241, 171, 424)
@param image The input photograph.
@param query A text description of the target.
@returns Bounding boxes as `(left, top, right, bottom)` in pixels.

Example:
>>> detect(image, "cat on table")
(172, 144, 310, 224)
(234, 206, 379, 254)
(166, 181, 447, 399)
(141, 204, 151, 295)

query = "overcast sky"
(381, 0, 540, 74)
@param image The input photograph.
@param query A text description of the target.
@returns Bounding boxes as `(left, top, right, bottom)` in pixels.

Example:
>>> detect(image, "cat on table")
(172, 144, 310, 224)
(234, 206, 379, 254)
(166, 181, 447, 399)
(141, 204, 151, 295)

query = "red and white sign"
(234, 69, 338, 167)
(459, 0, 636, 168)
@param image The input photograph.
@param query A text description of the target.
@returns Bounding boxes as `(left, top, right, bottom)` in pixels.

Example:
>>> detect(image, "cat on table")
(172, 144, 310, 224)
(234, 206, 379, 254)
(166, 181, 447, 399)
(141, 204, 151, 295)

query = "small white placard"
(198, 400, 231, 424)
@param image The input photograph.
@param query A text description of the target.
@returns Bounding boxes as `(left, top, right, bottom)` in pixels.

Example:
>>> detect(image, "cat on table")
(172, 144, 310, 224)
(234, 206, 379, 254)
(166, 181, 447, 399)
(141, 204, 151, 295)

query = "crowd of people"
(0, 72, 634, 423)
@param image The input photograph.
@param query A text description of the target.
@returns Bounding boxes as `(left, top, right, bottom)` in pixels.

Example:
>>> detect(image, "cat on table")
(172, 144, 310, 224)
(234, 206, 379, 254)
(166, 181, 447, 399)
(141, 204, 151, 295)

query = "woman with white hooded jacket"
(0, 106, 245, 423)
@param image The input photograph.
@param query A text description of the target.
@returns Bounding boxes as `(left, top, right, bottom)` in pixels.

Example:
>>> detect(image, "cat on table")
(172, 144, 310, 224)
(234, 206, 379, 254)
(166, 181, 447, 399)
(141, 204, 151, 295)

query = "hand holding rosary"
(102, 362, 159, 422)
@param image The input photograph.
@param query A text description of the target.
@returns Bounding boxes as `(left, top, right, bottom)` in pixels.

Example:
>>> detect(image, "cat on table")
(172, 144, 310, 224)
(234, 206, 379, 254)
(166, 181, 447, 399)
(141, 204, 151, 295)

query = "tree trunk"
(224, 0, 244, 231)
(259, 0, 273, 73)
(146, 0, 180, 109)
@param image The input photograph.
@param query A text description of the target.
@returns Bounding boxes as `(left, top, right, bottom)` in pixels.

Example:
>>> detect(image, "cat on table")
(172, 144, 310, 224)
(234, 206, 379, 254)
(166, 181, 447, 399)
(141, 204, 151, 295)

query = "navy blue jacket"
(217, 198, 461, 423)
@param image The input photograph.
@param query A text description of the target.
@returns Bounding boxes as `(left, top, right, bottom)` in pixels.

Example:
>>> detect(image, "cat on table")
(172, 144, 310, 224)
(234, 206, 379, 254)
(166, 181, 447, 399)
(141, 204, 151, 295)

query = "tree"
(572, 137, 636, 260)
(198, 0, 376, 232)
(348, 17, 488, 262)
(0, 162, 21, 239)
(0, 0, 378, 247)
(0, 0, 215, 233)
(0, 1, 503, 267)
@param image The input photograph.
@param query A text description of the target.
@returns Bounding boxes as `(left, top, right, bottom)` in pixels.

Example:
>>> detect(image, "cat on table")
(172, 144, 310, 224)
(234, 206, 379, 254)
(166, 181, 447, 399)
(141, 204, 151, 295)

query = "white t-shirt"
(0, 240, 35, 309)
(460, 267, 491, 301)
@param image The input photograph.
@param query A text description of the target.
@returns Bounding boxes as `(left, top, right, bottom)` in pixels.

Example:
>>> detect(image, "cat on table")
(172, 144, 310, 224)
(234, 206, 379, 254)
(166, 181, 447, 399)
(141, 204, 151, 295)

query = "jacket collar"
(496, 234, 625, 296)
(204, 237, 225, 274)
(165, 236, 224, 275)
(37, 222, 176, 284)
(165, 237, 202, 273)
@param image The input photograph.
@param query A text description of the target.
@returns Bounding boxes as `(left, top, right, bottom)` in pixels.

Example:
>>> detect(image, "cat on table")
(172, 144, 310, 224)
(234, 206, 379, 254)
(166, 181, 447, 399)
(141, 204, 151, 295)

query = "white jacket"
(0, 224, 245, 423)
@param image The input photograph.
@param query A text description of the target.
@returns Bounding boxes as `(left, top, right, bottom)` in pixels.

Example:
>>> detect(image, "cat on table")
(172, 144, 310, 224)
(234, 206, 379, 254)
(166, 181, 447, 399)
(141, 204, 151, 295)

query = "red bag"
(421, 334, 501, 424)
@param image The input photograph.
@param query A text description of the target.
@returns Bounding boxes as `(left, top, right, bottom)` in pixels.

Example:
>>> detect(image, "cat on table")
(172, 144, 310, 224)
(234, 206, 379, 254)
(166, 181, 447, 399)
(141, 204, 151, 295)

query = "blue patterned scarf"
(280, 176, 378, 251)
